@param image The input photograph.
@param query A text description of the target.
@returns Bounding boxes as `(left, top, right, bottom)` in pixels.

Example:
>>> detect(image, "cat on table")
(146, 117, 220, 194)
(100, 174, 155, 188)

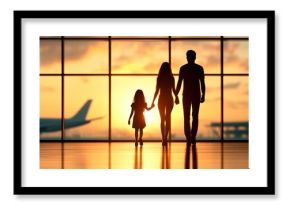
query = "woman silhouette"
(151, 62, 178, 145)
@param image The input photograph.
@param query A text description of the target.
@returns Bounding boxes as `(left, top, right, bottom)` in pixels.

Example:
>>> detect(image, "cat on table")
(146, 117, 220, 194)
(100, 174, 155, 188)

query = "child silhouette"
(128, 89, 154, 146)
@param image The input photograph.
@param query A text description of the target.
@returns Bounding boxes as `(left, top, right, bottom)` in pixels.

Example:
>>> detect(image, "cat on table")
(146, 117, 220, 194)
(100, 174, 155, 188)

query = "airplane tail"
(71, 99, 92, 120)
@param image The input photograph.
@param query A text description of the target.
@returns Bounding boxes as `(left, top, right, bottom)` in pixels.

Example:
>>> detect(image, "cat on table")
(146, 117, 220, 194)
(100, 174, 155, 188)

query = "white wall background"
(0, 0, 286, 204)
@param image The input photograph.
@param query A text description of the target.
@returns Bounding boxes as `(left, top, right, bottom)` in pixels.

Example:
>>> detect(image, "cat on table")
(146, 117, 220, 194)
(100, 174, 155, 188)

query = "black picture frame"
(14, 10, 275, 195)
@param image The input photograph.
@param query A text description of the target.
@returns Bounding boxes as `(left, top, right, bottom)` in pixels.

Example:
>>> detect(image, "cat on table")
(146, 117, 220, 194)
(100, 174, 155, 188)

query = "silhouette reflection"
(134, 146, 143, 169)
(192, 143, 198, 169)
(61, 142, 64, 169)
(40, 142, 248, 169)
(109, 142, 112, 169)
(161, 145, 170, 169)
(220, 142, 224, 169)
(185, 143, 198, 169)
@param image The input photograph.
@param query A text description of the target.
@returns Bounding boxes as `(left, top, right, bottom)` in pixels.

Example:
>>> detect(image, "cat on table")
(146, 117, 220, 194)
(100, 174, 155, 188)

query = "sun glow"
(144, 109, 159, 126)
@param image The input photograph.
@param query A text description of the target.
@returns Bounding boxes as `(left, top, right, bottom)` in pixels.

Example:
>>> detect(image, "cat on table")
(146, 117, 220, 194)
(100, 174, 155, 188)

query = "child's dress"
(131, 102, 147, 129)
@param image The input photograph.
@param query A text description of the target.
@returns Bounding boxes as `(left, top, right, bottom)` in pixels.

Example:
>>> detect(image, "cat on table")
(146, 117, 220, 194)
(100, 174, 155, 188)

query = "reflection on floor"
(40, 142, 248, 169)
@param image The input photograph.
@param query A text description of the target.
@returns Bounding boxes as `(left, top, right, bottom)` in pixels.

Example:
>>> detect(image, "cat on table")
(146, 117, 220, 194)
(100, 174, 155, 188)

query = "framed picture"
(14, 10, 275, 195)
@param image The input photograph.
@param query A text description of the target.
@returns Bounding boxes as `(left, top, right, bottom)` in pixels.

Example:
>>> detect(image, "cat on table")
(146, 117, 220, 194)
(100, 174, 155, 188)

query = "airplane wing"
(87, 116, 105, 122)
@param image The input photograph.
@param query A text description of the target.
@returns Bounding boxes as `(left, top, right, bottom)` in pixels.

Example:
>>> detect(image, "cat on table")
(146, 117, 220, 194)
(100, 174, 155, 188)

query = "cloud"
(41, 38, 248, 74)
(40, 40, 99, 66)
(239, 60, 248, 71)
(40, 40, 61, 66)
(207, 82, 240, 92)
(206, 55, 220, 66)
(205, 82, 242, 94)
(226, 101, 248, 109)
(224, 41, 239, 52)
(205, 86, 219, 93)
(65, 40, 94, 60)
(112, 40, 168, 71)
(171, 40, 221, 71)
(224, 82, 240, 89)
(224, 41, 248, 72)
(205, 96, 220, 102)
(225, 54, 239, 63)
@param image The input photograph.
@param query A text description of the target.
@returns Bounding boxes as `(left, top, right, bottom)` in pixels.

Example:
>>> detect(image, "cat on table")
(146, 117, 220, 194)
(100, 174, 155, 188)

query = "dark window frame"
(40, 36, 249, 142)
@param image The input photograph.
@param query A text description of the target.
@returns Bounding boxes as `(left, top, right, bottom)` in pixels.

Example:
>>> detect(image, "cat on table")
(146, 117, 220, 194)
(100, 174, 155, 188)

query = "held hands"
(200, 95, 205, 103)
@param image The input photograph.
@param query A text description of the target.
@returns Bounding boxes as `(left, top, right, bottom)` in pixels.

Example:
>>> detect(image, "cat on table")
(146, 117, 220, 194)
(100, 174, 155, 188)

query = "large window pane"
(64, 77, 109, 140)
(171, 76, 221, 141)
(224, 77, 248, 140)
(40, 76, 61, 140)
(224, 39, 248, 73)
(171, 40, 220, 74)
(111, 40, 168, 74)
(111, 76, 162, 140)
(64, 39, 108, 73)
(40, 39, 61, 73)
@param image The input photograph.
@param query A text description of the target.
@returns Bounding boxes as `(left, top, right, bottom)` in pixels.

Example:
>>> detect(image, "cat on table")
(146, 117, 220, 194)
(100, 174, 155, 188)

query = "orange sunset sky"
(40, 37, 248, 140)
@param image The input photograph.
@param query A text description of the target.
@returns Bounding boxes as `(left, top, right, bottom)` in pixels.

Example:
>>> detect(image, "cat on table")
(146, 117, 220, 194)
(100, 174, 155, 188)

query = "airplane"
(209, 121, 248, 139)
(40, 99, 104, 133)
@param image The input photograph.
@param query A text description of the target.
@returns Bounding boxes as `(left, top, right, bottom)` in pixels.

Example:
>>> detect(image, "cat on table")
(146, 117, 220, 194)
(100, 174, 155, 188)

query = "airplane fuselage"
(40, 118, 90, 133)
(40, 99, 103, 134)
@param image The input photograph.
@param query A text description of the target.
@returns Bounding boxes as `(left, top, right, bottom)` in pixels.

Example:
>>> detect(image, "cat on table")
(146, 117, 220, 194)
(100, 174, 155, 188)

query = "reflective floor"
(40, 142, 248, 169)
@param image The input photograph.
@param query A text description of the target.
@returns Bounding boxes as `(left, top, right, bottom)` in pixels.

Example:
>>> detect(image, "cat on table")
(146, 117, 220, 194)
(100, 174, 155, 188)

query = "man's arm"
(200, 67, 206, 103)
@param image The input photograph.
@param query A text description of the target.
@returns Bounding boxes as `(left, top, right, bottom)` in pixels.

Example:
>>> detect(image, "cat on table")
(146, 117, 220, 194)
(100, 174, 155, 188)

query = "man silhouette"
(176, 50, 206, 144)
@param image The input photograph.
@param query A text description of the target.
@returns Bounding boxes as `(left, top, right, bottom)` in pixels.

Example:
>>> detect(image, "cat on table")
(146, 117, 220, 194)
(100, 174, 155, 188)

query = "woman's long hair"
(157, 62, 174, 86)
(133, 89, 146, 106)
